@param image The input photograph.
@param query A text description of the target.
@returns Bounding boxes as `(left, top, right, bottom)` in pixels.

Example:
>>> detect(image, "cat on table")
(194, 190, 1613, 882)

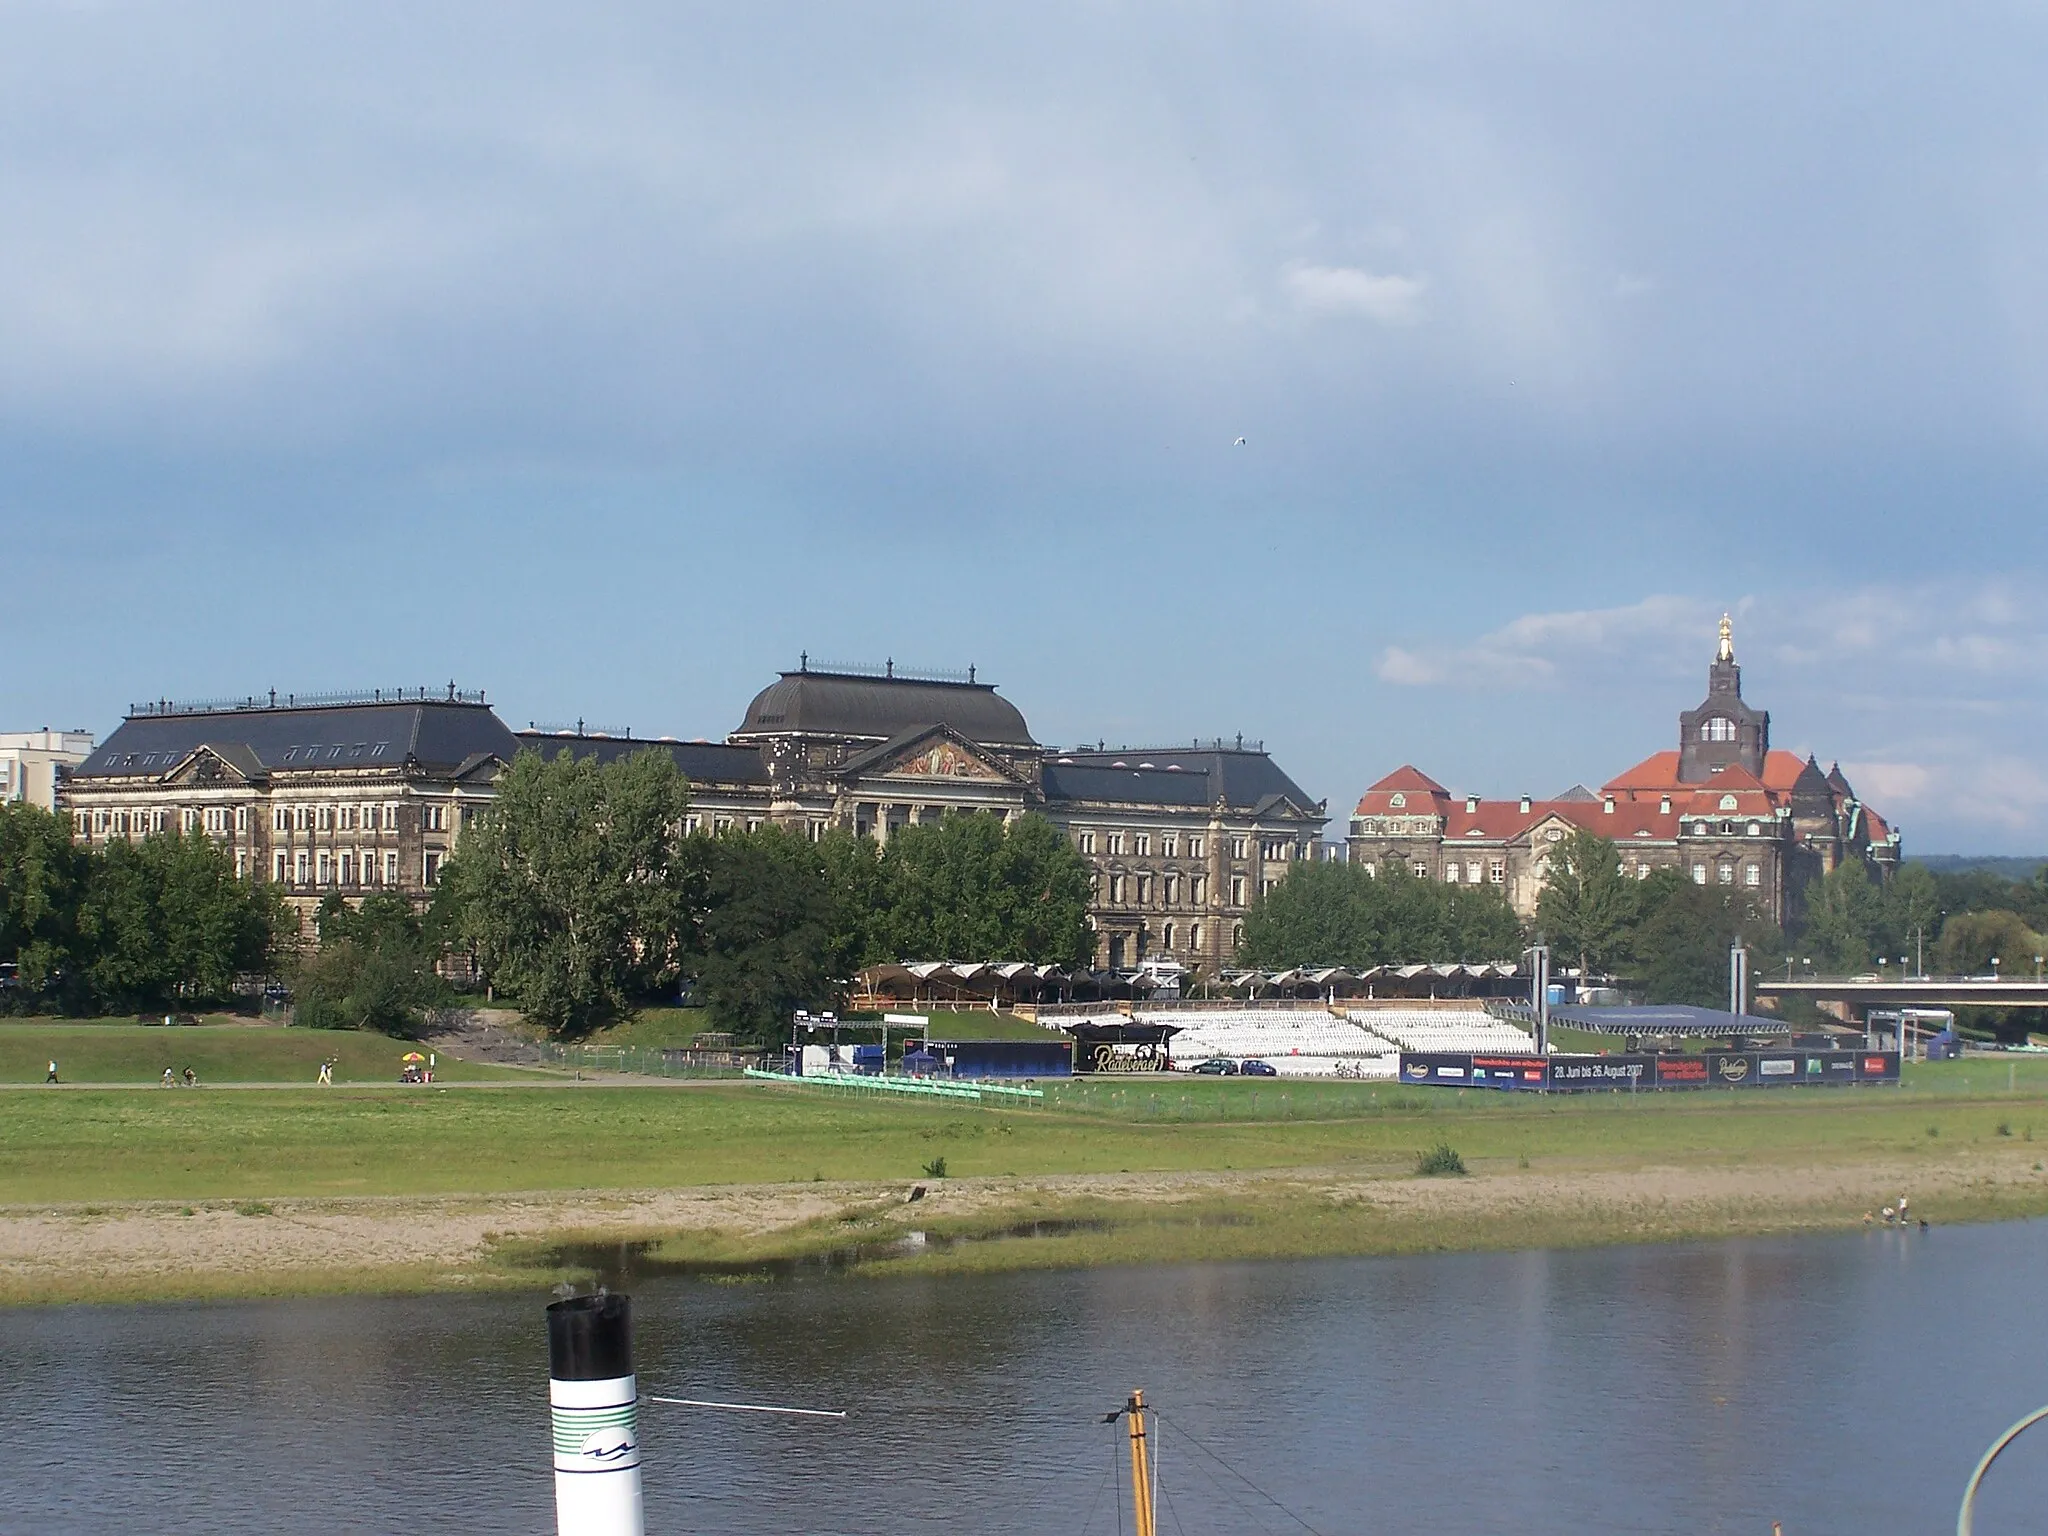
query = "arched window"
(1700, 717, 1737, 742)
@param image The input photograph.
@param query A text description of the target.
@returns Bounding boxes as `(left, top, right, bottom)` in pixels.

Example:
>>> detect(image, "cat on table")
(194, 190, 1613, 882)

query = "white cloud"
(1280, 261, 1427, 325)
(1374, 594, 1709, 689)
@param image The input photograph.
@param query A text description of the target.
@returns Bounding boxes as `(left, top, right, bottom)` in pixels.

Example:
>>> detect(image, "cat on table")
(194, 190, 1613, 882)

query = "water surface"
(4, 1222, 2045, 1533)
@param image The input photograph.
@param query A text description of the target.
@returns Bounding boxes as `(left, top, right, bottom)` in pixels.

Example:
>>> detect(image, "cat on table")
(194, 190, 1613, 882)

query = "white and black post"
(548, 1294, 645, 1536)
(1729, 942, 1749, 1020)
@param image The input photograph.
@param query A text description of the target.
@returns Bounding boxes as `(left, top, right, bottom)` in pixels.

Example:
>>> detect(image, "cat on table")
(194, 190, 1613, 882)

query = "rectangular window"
(1107, 832, 1125, 856)
(685, 815, 702, 835)
(1230, 875, 1246, 905)
(1413, 861, 1429, 878)
(714, 816, 732, 834)
(295, 852, 308, 884)
(1719, 862, 1735, 885)
(746, 818, 762, 833)
(339, 853, 354, 886)
(1263, 878, 1276, 895)
(1137, 875, 1152, 904)
(1444, 862, 1461, 883)
(1231, 837, 1247, 860)
(1164, 874, 1179, 905)
(1077, 831, 1096, 855)
(1163, 923, 1175, 950)
(274, 852, 288, 882)
(234, 851, 246, 879)
(1161, 836, 1177, 858)
(1467, 861, 1482, 883)
(1488, 860, 1505, 884)
(152, 810, 167, 834)
(1134, 833, 1150, 857)
(1188, 837, 1204, 859)
(274, 807, 288, 832)
(1745, 863, 1761, 887)
(385, 852, 399, 884)
(1692, 862, 1708, 884)
(1189, 923, 1202, 951)
(1109, 875, 1125, 904)
(1191, 875, 1206, 904)
(424, 852, 441, 885)
(317, 852, 332, 885)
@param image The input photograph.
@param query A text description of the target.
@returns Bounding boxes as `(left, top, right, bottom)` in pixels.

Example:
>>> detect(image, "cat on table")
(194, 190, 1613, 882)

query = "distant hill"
(1909, 855, 2047, 881)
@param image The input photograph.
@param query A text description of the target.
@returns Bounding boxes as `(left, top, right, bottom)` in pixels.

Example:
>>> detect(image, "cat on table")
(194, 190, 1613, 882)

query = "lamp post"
(1992, 957, 2002, 982)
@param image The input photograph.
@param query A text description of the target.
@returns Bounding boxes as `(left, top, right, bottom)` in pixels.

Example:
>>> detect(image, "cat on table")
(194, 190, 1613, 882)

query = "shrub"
(1416, 1142, 1467, 1177)
(921, 1156, 949, 1179)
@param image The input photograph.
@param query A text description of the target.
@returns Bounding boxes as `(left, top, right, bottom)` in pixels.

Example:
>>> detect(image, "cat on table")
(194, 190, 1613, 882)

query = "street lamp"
(1992, 957, 2002, 981)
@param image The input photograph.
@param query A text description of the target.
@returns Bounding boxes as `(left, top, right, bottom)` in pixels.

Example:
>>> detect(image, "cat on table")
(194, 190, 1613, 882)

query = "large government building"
(62, 667, 1329, 973)
(1344, 619, 1901, 927)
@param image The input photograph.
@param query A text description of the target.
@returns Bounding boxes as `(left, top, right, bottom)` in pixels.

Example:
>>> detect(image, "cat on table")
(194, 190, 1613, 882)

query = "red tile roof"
(1367, 765, 1449, 794)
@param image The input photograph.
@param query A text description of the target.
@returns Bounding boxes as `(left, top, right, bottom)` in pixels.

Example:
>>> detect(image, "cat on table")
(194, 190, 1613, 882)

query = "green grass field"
(5, 1062, 2048, 1205)
(0, 1022, 539, 1086)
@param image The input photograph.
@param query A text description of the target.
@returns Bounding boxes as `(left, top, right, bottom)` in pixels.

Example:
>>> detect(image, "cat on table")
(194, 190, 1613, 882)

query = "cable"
(1154, 1409, 1327, 1536)
(1153, 1416, 1192, 1536)
(1075, 1452, 1115, 1536)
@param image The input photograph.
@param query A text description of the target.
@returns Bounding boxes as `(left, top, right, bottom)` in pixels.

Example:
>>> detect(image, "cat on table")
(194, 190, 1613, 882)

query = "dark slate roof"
(1044, 748, 1323, 818)
(75, 701, 520, 779)
(517, 732, 769, 785)
(733, 670, 1035, 746)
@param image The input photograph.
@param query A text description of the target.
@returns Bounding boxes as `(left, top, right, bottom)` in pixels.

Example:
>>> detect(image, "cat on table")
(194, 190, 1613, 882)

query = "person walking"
(317, 1059, 333, 1087)
(44, 1060, 58, 1084)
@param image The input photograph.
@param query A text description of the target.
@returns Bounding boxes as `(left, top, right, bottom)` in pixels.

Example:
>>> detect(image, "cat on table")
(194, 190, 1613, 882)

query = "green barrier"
(742, 1068, 1044, 1103)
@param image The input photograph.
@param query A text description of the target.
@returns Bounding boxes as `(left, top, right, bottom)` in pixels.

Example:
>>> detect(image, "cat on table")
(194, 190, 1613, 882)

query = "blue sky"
(4, 3, 2046, 852)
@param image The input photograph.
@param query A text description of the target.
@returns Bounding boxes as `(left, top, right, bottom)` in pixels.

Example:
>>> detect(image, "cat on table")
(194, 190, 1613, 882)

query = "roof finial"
(799, 650, 808, 673)
(1717, 613, 1734, 663)
(967, 664, 976, 683)
(886, 657, 893, 678)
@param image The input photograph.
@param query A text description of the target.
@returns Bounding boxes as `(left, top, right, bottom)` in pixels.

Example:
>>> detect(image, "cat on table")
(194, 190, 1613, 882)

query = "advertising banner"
(1402, 1050, 1901, 1092)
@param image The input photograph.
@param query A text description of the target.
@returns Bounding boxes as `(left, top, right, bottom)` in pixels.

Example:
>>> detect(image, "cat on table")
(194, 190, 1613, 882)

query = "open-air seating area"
(1345, 1008, 1538, 1054)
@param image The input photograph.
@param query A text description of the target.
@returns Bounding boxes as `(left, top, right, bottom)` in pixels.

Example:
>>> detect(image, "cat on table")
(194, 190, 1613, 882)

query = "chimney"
(1465, 794, 1480, 813)
(1603, 796, 1616, 814)
(1659, 796, 1671, 815)
(1518, 795, 1531, 814)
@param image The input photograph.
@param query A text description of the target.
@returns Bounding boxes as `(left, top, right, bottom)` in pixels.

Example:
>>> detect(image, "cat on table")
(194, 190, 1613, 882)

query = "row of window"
(271, 849, 441, 887)
(1078, 831, 1210, 859)
(1100, 872, 1214, 907)
(79, 807, 250, 836)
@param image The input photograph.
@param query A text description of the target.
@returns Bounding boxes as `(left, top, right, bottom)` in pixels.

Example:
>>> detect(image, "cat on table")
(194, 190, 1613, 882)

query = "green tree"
(1936, 909, 2046, 976)
(1630, 872, 1778, 1008)
(875, 812, 1092, 965)
(294, 891, 448, 1035)
(1239, 858, 1521, 968)
(437, 747, 697, 1036)
(0, 802, 90, 1006)
(695, 825, 836, 1043)
(816, 828, 888, 977)
(1880, 862, 1941, 966)
(1801, 860, 1887, 972)
(1535, 829, 1638, 979)
(73, 831, 281, 1012)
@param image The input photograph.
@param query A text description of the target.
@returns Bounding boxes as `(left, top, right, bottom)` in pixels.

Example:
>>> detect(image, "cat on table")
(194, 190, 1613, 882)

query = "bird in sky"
(1233, 436, 1247, 446)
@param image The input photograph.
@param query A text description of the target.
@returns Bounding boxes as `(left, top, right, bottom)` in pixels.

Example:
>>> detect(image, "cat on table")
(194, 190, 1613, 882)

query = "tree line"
(0, 801, 283, 1015)
(433, 747, 1094, 1041)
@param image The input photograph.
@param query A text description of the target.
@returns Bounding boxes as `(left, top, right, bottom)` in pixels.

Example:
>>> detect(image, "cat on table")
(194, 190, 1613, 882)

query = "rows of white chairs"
(1345, 1008, 1536, 1054)
(1130, 1008, 1396, 1068)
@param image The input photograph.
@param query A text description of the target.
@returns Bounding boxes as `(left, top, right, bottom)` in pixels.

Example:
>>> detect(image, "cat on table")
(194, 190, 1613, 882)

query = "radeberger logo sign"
(1716, 1056, 1751, 1082)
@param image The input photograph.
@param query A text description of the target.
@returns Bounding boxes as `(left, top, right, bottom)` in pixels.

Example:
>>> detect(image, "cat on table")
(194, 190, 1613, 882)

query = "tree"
(1630, 872, 1778, 1008)
(1801, 860, 1887, 972)
(72, 830, 282, 1012)
(874, 812, 1093, 965)
(1238, 858, 1522, 968)
(1880, 862, 1941, 966)
(816, 828, 888, 977)
(437, 747, 697, 1036)
(294, 891, 448, 1035)
(694, 825, 836, 1043)
(0, 802, 90, 1006)
(1937, 909, 2046, 976)
(1535, 829, 1638, 979)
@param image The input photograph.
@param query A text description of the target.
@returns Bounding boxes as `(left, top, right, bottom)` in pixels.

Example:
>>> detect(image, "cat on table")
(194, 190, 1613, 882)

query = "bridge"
(1755, 976, 2048, 1011)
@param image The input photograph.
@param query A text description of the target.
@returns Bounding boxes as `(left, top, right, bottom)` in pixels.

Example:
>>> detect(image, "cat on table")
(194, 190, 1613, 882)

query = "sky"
(4, 2, 2047, 852)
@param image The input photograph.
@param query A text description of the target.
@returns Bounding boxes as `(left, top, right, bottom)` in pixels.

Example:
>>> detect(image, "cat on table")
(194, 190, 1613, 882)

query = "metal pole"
(1530, 945, 1550, 1056)
(1126, 1391, 1156, 1536)
(547, 1294, 644, 1536)
(1729, 943, 1748, 1019)
(1959, 1403, 2048, 1536)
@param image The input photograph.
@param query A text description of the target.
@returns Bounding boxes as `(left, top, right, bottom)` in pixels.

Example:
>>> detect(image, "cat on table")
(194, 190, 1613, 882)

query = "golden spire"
(1716, 613, 1734, 663)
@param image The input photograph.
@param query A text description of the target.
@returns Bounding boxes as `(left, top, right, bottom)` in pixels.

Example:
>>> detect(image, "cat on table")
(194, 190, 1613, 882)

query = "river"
(5, 1221, 2046, 1534)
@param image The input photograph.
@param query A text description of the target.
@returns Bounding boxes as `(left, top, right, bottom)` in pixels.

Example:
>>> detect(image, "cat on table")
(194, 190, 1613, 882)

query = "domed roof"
(732, 667, 1035, 746)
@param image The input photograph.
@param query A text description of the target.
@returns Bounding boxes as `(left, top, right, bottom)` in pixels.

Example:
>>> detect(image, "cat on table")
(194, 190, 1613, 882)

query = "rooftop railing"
(127, 685, 487, 718)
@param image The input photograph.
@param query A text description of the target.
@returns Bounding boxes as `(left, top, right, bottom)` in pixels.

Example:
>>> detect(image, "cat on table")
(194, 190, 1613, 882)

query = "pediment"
(846, 725, 1014, 784)
(165, 744, 264, 786)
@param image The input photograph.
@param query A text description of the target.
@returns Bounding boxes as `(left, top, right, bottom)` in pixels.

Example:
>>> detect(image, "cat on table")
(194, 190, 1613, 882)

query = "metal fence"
(538, 1044, 752, 1079)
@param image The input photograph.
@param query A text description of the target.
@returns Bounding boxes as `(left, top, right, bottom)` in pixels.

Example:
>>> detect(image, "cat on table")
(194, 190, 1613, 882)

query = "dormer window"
(1718, 793, 1739, 811)
(1701, 717, 1737, 743)
(1388, 792, 1407, 809)
(1659, 796, 1671, 815)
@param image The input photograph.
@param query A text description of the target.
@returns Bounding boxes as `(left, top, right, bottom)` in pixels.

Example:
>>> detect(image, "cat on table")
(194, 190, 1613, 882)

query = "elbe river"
(6, 1221, 2047, 1534)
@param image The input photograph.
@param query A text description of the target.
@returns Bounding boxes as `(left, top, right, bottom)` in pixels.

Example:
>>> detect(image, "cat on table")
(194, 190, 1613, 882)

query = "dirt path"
(7, 1149, 2045, 1305)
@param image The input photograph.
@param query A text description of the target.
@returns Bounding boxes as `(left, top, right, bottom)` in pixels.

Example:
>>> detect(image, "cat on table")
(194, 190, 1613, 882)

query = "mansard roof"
(1045, 745, 1322, 818)
(516, 731, 769, 786)
(1368, 765, 1449, 795)
(732, 667, 1035, 747)
(76, 698, 519, 779)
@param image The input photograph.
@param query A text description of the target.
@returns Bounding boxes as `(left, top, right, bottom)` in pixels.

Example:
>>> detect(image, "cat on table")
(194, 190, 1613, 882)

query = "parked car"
(1188, 1057, 1239, 1076)
(1239, 1059, 1278, 1077)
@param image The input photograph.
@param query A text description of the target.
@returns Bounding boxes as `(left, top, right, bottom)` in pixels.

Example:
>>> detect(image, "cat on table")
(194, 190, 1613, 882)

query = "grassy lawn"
(0, 1022, 539, 1085)
(5, 1063, 2048, 1205)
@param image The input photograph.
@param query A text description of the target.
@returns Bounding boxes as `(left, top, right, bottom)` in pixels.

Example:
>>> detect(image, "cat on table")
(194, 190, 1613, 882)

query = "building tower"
(1677, 614, 1769, 783)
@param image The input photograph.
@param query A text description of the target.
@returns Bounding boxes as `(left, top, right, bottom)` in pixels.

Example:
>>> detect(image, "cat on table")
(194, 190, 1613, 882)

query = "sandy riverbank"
(7, 1147, 2047, 1307)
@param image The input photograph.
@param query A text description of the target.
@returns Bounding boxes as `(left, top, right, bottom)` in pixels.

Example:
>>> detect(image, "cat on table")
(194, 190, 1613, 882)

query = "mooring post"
(548, 1293, 645, 1536)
